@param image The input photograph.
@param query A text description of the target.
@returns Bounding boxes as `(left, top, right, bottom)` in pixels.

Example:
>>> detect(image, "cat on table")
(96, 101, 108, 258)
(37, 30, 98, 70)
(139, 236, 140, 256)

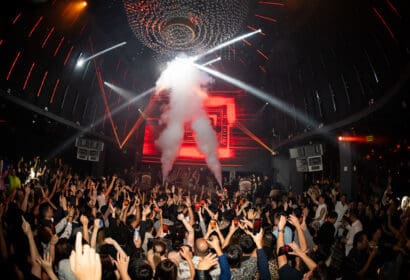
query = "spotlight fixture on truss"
(123, 0, 249, 56)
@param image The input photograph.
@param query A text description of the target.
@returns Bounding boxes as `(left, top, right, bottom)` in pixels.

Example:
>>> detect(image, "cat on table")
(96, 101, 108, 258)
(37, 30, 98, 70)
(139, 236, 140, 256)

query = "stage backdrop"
(142, 90, 269, 168)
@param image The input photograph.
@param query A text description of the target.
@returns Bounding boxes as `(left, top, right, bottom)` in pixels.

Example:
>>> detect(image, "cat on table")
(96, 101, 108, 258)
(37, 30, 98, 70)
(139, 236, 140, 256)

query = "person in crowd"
(0, 155, 408, 280)
(342, 209, 363, 256)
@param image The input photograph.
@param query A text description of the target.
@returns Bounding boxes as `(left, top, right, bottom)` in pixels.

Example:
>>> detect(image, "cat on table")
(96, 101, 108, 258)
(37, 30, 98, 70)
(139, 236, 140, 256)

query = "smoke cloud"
(155, 56, 222, 186)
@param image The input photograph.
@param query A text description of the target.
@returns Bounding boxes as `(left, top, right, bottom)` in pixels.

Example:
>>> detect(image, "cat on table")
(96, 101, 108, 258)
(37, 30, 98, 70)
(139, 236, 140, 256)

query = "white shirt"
(334, 201, 348, 228)
(345, 219, 363, 256)
(314, 203, 327, 226)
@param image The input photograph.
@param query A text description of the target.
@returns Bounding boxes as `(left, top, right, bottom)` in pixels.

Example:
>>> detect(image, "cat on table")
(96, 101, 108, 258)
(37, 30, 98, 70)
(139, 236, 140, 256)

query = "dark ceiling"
(0, 0, 409, 150)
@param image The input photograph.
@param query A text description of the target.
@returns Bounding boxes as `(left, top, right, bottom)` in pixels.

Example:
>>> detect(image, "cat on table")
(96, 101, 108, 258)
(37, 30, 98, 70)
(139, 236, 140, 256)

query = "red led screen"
(142, 91, 242, 164)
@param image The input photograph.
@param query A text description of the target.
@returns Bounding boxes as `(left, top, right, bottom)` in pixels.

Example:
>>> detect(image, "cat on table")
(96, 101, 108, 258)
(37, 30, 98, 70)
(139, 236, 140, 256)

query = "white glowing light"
(194, 29, 261, 61)
(160, 56, 196, 85)
(201, 57, 221, 66)
(195, 64, 318, 128)
(76, 42, 127, 68)
(76, 58, 85, 68)
(104, 81, 134, 101)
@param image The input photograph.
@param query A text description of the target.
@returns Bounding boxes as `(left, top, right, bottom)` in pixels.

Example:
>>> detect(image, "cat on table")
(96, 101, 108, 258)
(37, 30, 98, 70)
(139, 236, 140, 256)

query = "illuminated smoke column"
(155, 56, 222, 186)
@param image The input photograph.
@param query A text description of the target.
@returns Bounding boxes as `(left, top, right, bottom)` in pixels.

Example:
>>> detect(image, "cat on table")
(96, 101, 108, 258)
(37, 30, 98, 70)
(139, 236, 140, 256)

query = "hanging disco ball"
(122, 0, 249, 56)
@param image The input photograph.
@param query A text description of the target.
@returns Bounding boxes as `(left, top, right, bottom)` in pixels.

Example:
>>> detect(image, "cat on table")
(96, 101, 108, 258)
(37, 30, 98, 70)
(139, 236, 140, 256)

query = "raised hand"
(80, 215, 89, 226)
(278, 215, 287, 230)
(287, 214, 301, 228)
(21, 216, 32, 235)
(69, 232, 101, 280)
(36, 251, 54, 273)
(114, 251, 130, 279)
(197, 253, 218, 270)
(179, 245, 193, 260)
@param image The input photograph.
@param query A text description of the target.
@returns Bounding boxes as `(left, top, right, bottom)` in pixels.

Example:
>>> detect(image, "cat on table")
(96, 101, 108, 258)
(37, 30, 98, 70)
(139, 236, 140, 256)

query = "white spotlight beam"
(77, 41, 127, 67)
(195, 64, 319, 128)
(104, 81, 134, 101)
(194, 29, 261, 61)
(201, 57, 221, 67)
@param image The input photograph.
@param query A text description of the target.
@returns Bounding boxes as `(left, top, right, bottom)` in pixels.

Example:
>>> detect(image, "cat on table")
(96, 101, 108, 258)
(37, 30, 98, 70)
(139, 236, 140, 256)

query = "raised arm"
(276, 215, 287, 268)
(178, 213, 194, 247)
(104, 175, 117, 198)
(288, 214, 307, 252)
(222, 220, 239, 249)
(22, 216, 41, 278)
(288, 242, 317, 271)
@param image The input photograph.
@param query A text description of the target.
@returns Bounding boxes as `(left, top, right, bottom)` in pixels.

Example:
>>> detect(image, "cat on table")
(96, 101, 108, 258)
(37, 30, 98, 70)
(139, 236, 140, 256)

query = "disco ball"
(122, 0, 249, 56)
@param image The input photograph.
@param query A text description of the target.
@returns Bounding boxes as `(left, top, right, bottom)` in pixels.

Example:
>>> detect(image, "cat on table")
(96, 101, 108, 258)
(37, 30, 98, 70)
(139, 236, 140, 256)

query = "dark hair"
(54, 238, 72, 265)
(353, 231, 367, 248)
(126, 214, 137, 227)
(238, 234, 256, 254)
(328, 211, 338, 220)
(293, 207, 302, 219)
(39, 203, 51, 219)
(225, 245, 242, 268)
(192, 223, 203, 239)
(100, 254, 117, 280)
(154, 260, 177, 280)
(129, 261, 153, 280)
(145, 219, 154, 232)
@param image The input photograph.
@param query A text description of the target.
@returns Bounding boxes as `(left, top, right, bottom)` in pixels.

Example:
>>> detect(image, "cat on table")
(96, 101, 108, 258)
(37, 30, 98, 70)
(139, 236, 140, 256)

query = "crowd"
(0, 156, 409, 280)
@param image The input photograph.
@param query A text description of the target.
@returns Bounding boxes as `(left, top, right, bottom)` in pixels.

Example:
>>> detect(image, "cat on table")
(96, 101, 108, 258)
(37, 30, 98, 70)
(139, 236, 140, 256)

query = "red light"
(143, 94, 238, 161)
(337, 135, 375, 143)
(396, 144, 401, 149)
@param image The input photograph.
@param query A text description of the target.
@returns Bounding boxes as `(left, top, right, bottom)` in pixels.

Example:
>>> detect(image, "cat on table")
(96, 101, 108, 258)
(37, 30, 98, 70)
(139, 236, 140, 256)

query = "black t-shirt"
(279, 264, 303, 280)
(342, 248, 369, 279)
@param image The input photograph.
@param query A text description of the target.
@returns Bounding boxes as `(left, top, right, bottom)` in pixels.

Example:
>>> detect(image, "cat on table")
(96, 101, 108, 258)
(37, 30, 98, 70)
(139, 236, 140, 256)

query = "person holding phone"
(277, 215, 317, 280)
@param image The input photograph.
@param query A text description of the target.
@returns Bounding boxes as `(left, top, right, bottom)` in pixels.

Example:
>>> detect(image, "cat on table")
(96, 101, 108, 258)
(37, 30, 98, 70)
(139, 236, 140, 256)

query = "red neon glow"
(37, 71, 48, 97)
(259, 65, 267, 73)
(95, 67, 122, 147)
(63, 46, 74, 65)
(247, 25, 266, 36)
(373, 7, 396, 40)
(386, 0, 401, 18)
(41, 27, 55, 48)
(6, 51, 21, 80)
(143, 94, 237, 161)
(338, 135, 375, 143)
(255, 14, 277, 23)
(257, 49, 269, 60)
(120, 98, 156, 148)
(0, 39, 3, 46)
(54, 36, 65, 56)
(50, 78, 60, 103)
(259, 1, 285, 6)
(12, 12, 22, 24)
(242, 39, 252, 46)
(28, 16, 43, 38)
(23, 62, 36, 90)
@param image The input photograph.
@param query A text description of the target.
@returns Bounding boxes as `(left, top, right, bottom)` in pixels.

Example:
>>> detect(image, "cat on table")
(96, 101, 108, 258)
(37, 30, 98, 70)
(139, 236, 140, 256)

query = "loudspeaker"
(289, 147, 305, 158)
(307, 156, 323, 172)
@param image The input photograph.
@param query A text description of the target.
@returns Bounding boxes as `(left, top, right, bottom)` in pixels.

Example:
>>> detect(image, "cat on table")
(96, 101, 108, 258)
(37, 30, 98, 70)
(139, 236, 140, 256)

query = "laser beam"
(201, 57, 221, 66)
(194, 29, 261, 60)
(236, 121, 277, 155)
(104, 81, 135, 101)
(76, 41, 127, 68)
(195, 64, 318, 128)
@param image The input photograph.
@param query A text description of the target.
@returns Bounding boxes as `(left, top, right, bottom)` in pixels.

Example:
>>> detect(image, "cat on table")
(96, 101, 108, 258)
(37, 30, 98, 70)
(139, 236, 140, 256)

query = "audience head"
(353, 231, 368, 250)
(194, 238, 210, 257)
(327, 211, 338, 224)
(238, 234, 256, 254)
(154, 259, 177, 280)
(225, 245, 242, 268)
